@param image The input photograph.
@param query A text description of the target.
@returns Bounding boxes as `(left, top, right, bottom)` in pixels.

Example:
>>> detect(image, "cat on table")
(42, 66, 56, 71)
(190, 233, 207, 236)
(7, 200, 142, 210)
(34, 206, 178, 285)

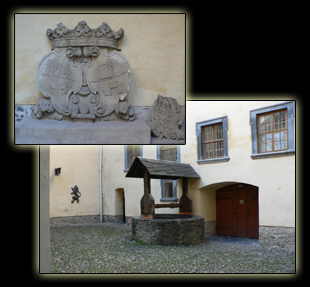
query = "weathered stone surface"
(147, 94, 185, 140)
(50, 215, 100, 226)
(132, 215, 204, 246)
(204, 220, 216, 236)
(103, 215, 124, 224)
(15, 116, 150, 144)
(15, 105, 33, 121)
(50, 223, 295, 273)
(15, 105, 185, 124)
(34, 21, 135, 122)
(51, 215, 132, 226)
(259, 226, 295, 249)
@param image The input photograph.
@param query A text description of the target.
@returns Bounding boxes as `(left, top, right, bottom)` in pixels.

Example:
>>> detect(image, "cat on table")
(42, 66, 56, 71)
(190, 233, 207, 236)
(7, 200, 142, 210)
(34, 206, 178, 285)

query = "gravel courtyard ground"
(50, 223, 295, 274)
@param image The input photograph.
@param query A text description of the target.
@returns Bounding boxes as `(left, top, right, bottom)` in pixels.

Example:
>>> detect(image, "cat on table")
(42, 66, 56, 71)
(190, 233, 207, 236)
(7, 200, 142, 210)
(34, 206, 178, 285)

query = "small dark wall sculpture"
(55, 167, 61, 176)
(71, 185, 81, 203)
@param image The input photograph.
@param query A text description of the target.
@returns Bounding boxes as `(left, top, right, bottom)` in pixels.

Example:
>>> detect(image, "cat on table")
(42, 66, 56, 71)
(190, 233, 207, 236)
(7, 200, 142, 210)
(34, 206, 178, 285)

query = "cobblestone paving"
(50, 223, 295, 274)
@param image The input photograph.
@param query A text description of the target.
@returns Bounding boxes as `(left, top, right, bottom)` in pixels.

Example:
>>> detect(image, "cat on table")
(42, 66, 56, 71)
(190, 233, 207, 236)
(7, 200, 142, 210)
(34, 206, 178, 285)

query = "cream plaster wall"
(15, 14, 185, 106)
(101, 145, 180, 218)
(49, 144, 181, 218)
(49, 145, 100, 217)
(48, 101, 295, 228)
(184, 101, 295, 228)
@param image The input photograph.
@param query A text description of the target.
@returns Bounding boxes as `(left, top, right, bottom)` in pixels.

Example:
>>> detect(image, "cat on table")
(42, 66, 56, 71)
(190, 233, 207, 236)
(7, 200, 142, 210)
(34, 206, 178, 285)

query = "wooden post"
(179, 177, 192, 215)
(140, 168, 155, 219)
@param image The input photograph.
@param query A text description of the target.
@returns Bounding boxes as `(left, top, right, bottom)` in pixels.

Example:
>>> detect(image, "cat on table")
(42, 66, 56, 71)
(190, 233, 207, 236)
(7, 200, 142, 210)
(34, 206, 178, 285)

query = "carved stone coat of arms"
(34, 21, 135, 122)
(147, 94, 185, 140)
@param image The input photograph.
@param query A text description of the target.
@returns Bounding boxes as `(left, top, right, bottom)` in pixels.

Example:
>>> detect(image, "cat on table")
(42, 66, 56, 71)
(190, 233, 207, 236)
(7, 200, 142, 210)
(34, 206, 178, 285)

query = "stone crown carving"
(46, 21, 124, 49)
(34, 20, 135, 122)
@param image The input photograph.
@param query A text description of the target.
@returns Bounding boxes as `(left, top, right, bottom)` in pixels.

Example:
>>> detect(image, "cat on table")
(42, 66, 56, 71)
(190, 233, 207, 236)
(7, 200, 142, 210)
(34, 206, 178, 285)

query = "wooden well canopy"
(126, 157, 200, 219)
(126, 157, 200, 180)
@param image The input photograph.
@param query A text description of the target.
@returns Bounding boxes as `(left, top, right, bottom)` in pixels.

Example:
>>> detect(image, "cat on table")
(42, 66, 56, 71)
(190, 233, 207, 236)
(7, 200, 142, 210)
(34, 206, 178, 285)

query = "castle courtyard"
(50, 223, 295, 274)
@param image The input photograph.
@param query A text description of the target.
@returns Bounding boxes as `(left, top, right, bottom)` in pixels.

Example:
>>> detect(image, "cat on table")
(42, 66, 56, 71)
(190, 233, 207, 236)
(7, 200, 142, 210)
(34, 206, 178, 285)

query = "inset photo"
(15, 14, 185, 144)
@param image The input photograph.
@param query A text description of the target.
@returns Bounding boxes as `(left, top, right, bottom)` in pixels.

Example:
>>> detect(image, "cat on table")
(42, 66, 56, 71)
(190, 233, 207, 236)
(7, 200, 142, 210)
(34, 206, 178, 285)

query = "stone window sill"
(250, 149, 295, 159)
(197, 156, 230, 164)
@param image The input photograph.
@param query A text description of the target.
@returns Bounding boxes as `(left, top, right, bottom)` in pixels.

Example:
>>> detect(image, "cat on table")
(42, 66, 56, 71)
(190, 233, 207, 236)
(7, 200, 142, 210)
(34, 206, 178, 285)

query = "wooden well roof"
(125, 156, 200, 180)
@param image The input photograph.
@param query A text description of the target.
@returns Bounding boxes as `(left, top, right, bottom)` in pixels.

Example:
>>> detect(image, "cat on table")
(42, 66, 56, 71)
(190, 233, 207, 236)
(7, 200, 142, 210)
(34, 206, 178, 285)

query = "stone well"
(132, 214, 204, 246)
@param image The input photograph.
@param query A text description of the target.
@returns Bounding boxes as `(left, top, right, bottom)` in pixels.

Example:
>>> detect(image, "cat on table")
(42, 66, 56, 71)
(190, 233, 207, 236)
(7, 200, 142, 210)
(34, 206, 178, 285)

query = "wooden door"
(216, 184, 259, 238)
(216, 190, 237, 236)
(246, 190, 259, 238)
(237, 189, 247, 237)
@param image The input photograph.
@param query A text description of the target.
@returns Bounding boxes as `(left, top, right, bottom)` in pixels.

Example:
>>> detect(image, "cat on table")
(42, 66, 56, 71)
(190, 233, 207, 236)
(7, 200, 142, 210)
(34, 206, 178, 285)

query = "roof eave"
(125, 156, 200, 179)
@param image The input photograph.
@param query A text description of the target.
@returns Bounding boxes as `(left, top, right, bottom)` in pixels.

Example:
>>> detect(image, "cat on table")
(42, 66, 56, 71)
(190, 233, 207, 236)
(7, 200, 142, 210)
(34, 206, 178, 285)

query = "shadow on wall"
(199, 181, 258, 191)
(115, 188, 125, 223)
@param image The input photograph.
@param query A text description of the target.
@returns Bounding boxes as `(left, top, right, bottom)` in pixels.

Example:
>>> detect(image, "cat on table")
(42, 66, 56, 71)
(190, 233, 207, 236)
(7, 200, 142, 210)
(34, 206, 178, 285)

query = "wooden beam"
(155, 203, 180, 209)
(140, 168, 155, 219)
(144, 168, 151, 195)
(140, 214, 154, 219)
(179, 177, 192, 215)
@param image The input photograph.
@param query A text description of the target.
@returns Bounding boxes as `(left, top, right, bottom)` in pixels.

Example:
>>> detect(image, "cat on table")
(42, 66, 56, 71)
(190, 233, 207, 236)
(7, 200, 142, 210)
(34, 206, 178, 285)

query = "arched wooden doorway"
(216, 183, 259, 238)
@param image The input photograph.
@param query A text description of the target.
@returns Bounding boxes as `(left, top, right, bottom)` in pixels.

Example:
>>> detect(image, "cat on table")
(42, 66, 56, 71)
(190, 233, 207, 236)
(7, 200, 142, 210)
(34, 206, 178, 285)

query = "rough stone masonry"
(132, 214, 204, 246)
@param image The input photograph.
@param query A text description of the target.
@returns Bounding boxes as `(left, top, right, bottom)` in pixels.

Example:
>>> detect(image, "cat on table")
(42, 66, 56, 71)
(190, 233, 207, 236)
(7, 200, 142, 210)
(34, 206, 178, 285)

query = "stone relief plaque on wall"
(34, 21, 135, 122)
(147, 94, 185, 140)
